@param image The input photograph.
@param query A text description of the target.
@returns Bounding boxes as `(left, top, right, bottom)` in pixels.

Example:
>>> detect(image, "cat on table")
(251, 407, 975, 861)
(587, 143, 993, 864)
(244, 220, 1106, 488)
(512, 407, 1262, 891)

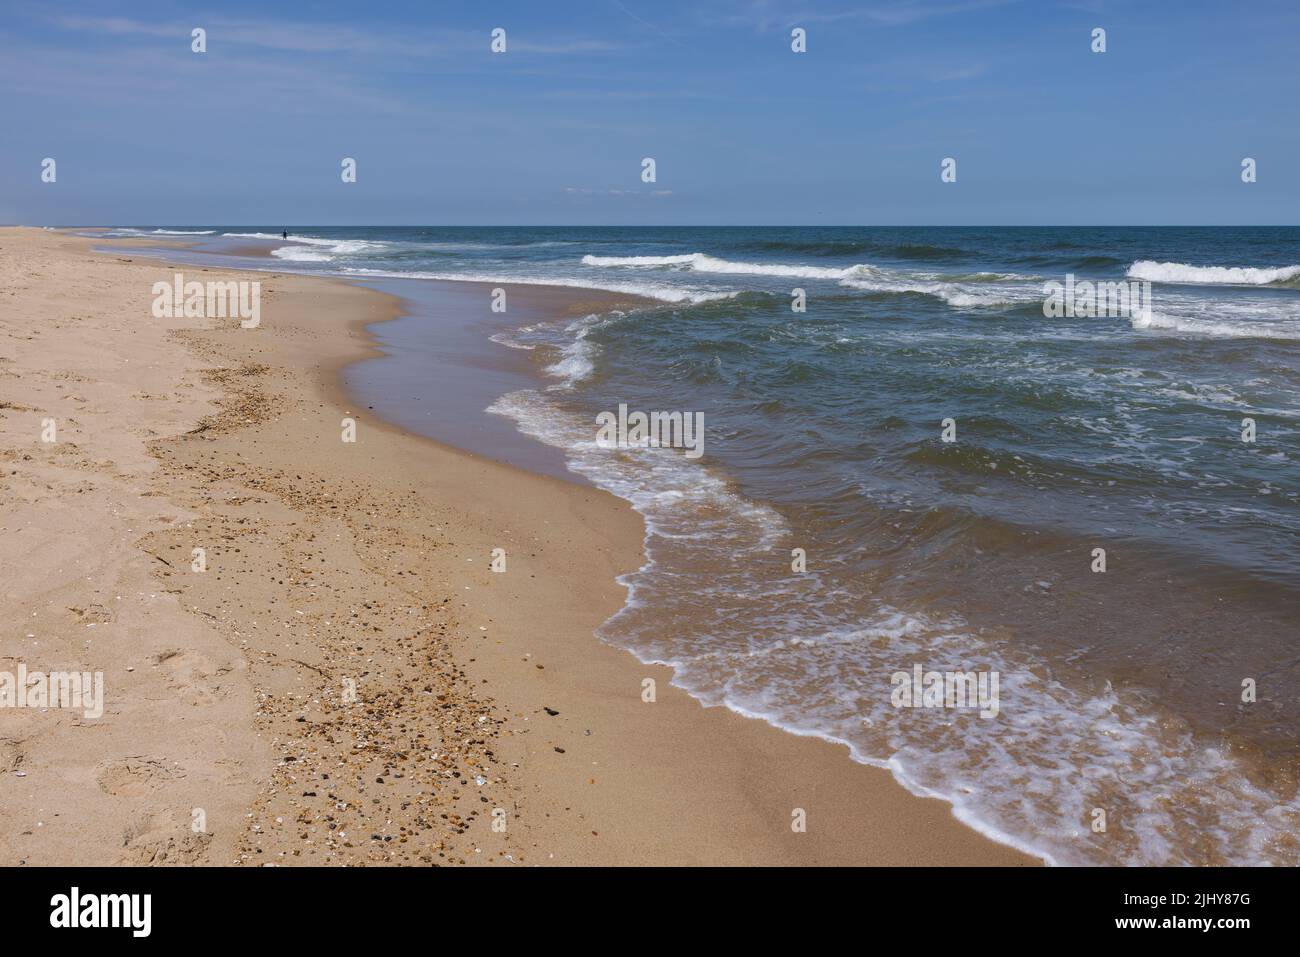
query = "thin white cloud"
(709, 0, 1019, 31)
(933, 63, 987, 81)
(565, 187, 675, 196)
(55, 15, 616, 57)
(613, 1, 689, 47)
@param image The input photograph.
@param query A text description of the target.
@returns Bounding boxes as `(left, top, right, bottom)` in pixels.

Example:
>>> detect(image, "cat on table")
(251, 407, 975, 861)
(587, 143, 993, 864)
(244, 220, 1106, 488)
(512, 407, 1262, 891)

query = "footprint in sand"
(0, 738, 25, 775)
(68, 603, 114, 624)
(96, 757, 186, 798)
(152, 649, 234, 707)
(120, 811, 211, 865)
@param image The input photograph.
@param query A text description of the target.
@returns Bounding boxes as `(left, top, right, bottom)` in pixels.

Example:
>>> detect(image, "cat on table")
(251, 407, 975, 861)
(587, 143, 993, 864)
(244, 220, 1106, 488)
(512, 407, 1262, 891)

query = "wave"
(105, 227, 216, 236)
(543, 314, 612, 388)
(725, 240, 971, 261)
(1128, 260, 1300, 286)
(409, 240, 581, 251)
(1131, 309, 1300, 340)
(937, 271, 1032, 283)
(343, 266, 733, 304)
(270, 246, 332, 262)
(224, 232, 382, 250)
(270, 242, 383, 262)
(222, 231, 295, 241)
(580, 253, 1031, 293)
(582, 252, 880, 280)
(839, 277, 1026, 308)
(217, 233, 388, 262)
(582, 253, 698, 267)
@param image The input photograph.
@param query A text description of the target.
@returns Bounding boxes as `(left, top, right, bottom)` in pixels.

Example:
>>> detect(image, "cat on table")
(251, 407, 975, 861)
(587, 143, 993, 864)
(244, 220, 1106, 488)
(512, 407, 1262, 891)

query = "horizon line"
(28, 223, 1300, 230)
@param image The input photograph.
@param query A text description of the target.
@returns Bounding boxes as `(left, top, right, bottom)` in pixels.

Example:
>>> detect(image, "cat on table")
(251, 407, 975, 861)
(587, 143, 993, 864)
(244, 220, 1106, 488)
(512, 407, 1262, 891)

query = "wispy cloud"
(55, 15, 616, 57)
(613, 1, 690, 47)
(707, 0, 1019, 31)
(933, 63, 987, 81)
(565, 187, 675, 196)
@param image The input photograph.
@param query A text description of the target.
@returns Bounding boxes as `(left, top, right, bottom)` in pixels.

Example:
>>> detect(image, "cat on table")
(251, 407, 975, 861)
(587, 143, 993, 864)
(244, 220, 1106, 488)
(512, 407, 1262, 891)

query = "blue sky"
(3, 0, 1298, 225)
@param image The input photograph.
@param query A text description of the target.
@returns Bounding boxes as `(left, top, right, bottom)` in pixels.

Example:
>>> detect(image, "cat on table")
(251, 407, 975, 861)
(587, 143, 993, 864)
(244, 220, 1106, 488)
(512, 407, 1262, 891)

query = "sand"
(0, 227, 1036, 866)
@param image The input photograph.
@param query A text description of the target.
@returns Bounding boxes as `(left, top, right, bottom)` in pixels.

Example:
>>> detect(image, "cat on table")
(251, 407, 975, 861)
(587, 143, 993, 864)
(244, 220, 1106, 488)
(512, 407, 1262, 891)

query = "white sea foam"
(343, 239, 582, 252)
(487, 331, 535, 350)
(582, 251, 881, 280)
(1131, 308, 1300, 339)
(583, 252, 1040, 305)
(224, 232, 384, 256)
(542, 315, 607, 388)
(104, 227, 215, 237)
(486, 389, 787, 552)
(301, 239, 380, 254)
(271, 246, 334, 262)
(840, 276, 1026, 308)
(581, 253, 700, 266)
(342, 266, 734, 304)
(1128, 260, 1300, 285)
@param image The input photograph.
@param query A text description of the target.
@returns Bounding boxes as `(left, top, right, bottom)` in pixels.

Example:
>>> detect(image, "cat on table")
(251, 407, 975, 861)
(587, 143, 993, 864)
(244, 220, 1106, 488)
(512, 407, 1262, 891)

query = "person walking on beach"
(282, 229, 288, 239)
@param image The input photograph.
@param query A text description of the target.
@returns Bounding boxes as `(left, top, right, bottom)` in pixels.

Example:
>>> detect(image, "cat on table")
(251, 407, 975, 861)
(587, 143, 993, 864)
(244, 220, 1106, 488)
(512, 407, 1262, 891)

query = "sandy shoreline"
(0, 227, 1037, 865)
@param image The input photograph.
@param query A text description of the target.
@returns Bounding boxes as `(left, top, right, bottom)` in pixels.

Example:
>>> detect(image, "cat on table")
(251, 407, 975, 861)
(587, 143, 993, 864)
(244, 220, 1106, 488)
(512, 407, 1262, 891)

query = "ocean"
(102, 225, 1300, 865)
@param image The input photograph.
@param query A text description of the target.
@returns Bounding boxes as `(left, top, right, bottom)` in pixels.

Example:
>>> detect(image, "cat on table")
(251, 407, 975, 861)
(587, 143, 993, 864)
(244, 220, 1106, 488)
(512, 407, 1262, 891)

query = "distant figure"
(282, 229, 288, 239)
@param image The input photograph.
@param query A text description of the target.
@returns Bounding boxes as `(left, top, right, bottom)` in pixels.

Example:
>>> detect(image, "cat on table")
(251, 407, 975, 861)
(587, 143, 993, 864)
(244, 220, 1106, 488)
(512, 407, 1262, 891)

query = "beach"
(0, 227, 1035, 866)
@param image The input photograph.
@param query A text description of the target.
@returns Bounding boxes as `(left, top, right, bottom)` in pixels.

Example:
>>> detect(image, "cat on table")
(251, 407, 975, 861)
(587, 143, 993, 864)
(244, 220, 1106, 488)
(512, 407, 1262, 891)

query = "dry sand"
(0, 227, 1037, 866)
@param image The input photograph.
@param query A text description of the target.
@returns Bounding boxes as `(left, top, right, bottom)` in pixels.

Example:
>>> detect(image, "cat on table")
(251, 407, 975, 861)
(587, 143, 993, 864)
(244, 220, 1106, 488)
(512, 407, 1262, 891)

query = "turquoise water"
(111, 225, 1300, 864)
